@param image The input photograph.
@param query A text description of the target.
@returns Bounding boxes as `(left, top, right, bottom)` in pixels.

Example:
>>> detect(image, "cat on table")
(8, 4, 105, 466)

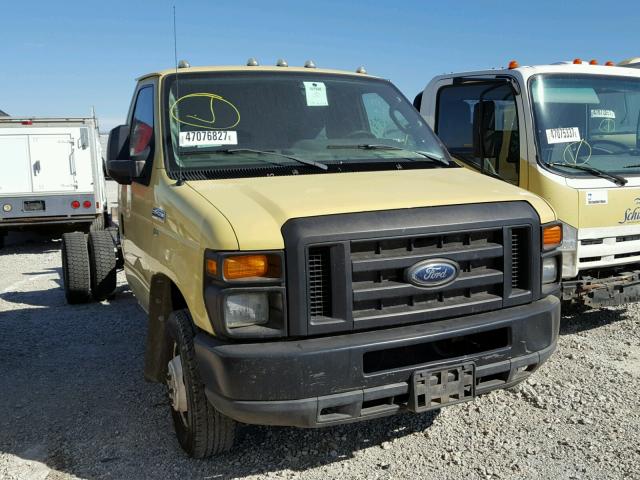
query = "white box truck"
(0, 116, 108, 247)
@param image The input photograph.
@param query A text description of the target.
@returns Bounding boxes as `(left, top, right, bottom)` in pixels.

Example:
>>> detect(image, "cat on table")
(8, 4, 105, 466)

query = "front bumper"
(562, 269, 640, 307)
(194, 295, 560, 427)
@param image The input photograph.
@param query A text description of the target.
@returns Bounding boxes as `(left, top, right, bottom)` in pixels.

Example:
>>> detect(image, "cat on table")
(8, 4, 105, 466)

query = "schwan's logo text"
(619, 198, 640, 224)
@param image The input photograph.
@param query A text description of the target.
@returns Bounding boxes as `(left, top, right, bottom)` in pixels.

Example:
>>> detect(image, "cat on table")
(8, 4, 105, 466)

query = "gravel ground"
(1, 234, 639, 480)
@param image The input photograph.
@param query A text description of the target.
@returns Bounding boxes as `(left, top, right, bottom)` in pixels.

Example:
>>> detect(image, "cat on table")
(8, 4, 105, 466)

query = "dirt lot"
(1, 232, 639, 480)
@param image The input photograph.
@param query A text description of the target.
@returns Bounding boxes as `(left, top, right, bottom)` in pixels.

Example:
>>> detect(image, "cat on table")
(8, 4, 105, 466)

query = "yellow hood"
(187, 168, 556, 250)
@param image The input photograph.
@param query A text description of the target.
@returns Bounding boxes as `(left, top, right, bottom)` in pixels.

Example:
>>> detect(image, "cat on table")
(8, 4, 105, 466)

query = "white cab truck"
(416, 61, 640, 307)
(0, 116, 108, 247)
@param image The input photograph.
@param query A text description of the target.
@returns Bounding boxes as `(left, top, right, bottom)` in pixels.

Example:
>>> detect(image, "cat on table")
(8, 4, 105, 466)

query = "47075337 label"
(179, 130, 238, 147)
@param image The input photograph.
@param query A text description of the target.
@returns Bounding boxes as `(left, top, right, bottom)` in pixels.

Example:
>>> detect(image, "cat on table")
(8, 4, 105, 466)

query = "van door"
(0, 135, 31, 194)
(29, 134, 77, 192)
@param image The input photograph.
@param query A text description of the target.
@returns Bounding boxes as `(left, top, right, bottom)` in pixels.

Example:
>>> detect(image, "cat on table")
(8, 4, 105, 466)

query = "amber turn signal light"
(224, 255, 268, 279)
(206, 259, 218, 276)
(543, 225, 562, 250)
(207, 254, 282, 280)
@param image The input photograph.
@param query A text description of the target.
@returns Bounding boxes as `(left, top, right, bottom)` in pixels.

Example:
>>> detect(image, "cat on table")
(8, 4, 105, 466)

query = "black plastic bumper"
(194, 295, 560, 427)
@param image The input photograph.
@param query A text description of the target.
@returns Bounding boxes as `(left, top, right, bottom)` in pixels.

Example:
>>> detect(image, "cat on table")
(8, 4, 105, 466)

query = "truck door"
(120, 83, 156, 307)
(0, 135, 31, 194)
(29, 134, 77, 192)
(433, 80, 524, 187)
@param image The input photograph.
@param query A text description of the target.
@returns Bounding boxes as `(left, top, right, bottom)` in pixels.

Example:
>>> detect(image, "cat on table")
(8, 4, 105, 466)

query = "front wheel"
(167, 309, 236, 458)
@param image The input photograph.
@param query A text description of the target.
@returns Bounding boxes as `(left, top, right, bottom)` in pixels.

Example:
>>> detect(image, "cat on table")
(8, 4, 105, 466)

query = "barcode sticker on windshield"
(546, 127, 581, 144)
(303, 81, 328, 107)
(179, 130, 238, 147)
(590, 109, 616, 119)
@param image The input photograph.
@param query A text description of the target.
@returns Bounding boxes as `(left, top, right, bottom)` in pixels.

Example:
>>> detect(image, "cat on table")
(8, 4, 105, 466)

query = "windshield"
(530, 74, 640, 177)
(162, 72, 452, 178)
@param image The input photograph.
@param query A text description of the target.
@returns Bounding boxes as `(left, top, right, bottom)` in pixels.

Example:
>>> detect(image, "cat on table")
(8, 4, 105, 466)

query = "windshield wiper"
(180, 148, 328, 171)
(548, 162, 628, 186)
(326, 144, 450, 166)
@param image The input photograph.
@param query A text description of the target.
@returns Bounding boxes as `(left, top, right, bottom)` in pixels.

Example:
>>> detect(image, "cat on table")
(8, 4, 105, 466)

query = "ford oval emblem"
(405, 259, 460, 288)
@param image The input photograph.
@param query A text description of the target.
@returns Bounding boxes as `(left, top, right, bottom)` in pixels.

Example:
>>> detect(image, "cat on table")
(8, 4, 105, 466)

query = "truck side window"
(436, 83, 520, 185)
(130, 86, 154, 157)
(362, 92, 410, 142)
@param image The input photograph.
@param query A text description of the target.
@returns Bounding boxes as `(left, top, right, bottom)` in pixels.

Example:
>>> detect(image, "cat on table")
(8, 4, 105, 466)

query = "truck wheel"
(167, 309, 236, 458)
(88, 230, 117, 301)
(61, 232, 91, 304)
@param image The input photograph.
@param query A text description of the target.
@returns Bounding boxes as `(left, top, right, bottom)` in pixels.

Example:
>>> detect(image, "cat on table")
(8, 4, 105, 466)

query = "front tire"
(168, 309, 236, 458)
(61, 232, 91, 304)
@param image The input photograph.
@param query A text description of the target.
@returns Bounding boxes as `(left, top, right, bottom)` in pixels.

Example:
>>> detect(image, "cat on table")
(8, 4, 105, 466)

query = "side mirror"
(472, 100, 499, 159)
(106, 125, 147, 185)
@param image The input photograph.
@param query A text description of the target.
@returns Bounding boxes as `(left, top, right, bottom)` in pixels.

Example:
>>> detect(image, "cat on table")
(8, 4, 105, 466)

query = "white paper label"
(586, 190, 608, 205)
(546, 127, 581, 144)
(179, 130, 237, 147)
(303, 81, 328, 106)
(590, 109, 616, 119)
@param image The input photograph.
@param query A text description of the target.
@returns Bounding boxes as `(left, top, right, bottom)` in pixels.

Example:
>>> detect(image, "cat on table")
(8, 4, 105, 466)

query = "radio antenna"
(173, 5, 185, 186)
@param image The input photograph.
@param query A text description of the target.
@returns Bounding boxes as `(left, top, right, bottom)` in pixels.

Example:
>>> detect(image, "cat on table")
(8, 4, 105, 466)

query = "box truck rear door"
(29, 134, 76, 192)
(0, 135, 32, 194)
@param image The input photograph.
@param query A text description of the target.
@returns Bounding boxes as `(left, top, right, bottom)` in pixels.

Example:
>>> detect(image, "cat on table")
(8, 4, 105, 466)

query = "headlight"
(2, 204, 11, 212)
(224, 292, 269, 328)
(204, 250, 286, 338)
(542, 257, 558, 284)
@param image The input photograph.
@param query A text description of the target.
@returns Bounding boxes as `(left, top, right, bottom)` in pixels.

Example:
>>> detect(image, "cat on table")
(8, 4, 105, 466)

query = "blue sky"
(1, 0, 638, 131)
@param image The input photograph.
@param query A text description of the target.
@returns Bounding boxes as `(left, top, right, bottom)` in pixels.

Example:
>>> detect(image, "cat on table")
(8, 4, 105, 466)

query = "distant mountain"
(0, 109, 8, 117)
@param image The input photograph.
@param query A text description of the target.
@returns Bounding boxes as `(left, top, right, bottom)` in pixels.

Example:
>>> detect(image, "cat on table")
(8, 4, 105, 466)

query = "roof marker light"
(508, 60, 519, 69)
(356, 66, 367, 74)
(177, 60, 191, 68)
(573, 58, 583, 64)
(246, 57, 259, 66)
(276, 58, 288, 67)
(605, 61, 615, 66)
(304, 60, 316, 68)
(589, 59, 598, 65)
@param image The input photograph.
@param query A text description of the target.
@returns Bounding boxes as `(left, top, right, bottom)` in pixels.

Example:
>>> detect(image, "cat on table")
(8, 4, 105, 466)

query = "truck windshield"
(162, 72, 452, 178)
(530, 74, 640, 178)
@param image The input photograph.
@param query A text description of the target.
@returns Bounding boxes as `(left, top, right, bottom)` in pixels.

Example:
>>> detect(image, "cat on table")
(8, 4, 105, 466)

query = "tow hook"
(166, 355, 188, 413)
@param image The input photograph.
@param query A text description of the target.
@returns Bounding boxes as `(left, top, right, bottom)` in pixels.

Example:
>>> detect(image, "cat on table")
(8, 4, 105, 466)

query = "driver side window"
(130, 86, 154, 157)
(436, 83, 520, 185)
(362, 92, 408, 142)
